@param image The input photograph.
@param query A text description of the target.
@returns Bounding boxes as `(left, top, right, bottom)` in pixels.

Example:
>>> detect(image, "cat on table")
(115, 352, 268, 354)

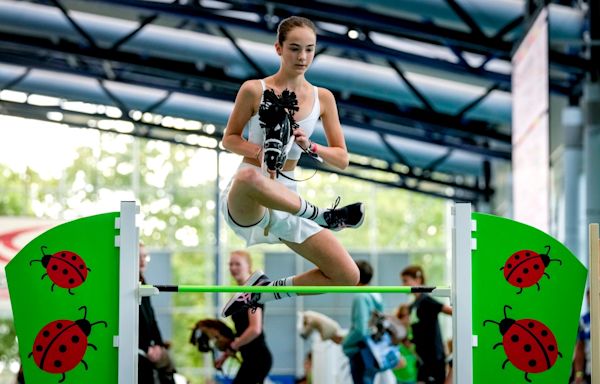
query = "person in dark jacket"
(401, 265, 452, 384)
(139, 243, 176, 384)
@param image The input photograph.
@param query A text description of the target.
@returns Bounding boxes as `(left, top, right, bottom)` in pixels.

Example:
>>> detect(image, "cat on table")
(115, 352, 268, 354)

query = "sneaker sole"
(331, 203, 365, 232)
(220, 270, 264, 317)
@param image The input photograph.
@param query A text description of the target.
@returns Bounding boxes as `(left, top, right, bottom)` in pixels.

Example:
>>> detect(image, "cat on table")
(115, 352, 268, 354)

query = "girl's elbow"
(251, 327, 262, 338)
(222, 136, 234, 151)
(338, 154, 350, 170)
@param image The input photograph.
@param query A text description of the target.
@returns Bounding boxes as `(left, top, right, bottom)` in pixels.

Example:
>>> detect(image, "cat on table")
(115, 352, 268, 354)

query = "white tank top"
(247, 79, 320, 160)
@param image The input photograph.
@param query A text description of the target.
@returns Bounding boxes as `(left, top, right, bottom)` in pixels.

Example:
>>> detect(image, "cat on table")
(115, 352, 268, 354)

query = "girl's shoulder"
(239, 79, 264, 96)
(316, 86, 335, 116)
(317, 86, 335, 101)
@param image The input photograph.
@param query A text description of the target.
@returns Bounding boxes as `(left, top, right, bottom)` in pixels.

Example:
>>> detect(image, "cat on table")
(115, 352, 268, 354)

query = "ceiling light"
(347, 29, 359, 39)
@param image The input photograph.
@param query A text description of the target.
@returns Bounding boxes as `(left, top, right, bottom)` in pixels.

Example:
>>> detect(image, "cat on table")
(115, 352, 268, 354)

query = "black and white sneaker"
(321, 197, 365, 231)
(221, 270, 271, 317)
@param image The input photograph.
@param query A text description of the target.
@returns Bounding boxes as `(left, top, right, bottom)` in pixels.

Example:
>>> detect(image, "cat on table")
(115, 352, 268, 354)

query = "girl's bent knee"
(235, 167, 264, 188)
(335, 265, 359, 286)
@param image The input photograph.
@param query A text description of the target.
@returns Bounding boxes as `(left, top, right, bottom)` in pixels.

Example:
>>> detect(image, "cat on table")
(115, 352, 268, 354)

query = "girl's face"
(229, 253, 250, 283)
(401, 274, 421, 287)
(276, 26, 316, 74)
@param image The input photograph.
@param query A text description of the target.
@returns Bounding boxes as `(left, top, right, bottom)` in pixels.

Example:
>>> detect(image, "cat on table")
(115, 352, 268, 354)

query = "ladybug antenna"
(541, 245, 563, 266)
(41, 245, 49, 255)
(78, 305, 88, 320)
(91, 320, 108, 328)
(550, 257, 563, 266)
(483, 319, 500, 327)
(503, 305, 512, 319)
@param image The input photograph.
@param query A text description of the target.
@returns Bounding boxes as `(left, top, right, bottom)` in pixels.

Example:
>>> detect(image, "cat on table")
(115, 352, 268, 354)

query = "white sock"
(295, 197, 326, 225)
(257, 276, 296, 304)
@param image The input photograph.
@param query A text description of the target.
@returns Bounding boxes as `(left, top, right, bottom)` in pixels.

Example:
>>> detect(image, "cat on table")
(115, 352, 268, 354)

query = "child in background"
(392, 304, 417, 384)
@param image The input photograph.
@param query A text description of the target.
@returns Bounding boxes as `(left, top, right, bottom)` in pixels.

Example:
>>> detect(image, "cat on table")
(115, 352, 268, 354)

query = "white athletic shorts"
(220, 162, 324, 246)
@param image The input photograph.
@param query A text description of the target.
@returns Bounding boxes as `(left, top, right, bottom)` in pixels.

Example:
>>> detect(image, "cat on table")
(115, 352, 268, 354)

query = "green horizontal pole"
(149, 284, 451, 296)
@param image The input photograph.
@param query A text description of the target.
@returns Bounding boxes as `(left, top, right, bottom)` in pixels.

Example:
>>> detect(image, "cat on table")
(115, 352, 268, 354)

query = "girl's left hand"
(293, 127, 309, 150)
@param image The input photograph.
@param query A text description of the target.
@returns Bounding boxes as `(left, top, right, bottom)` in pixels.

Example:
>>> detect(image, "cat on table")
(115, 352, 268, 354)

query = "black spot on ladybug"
(528, 322, 534, 328)
(525, 252, 531, 257)
(59, 345, 67, 353)
(43, 330, 50, 337)
(517, 277, 522, 283)
(72, 335, 80, 343)
(523, 268, 529, 274)
(541, 330, 548, 337)
(69, 278, 75, 284)
(548, 345, 555, 352)
(511, 334, 519, 342)
(61, 253, 66, 257)
(533, 264, 540, 270)
(56, 323, 63, 329)
(54, 360, 62, 368)
(62, 269, 68, 275)
(36, 345, 43, 352)
(515, 255, 520, 260)
(52, 265, 58, 271)
(528, 360, 537, 367)
(524, 344, 532, 352)
(79, 265, 84, 269)
(507, 263, 512, 269)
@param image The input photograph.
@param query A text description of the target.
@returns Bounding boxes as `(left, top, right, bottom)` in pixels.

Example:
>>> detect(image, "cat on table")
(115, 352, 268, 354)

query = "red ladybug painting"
(29, 246, 91, 295)
(484, 305, 561, 383)
(500, 245, 562, 294)
(28, 306, 107, 383)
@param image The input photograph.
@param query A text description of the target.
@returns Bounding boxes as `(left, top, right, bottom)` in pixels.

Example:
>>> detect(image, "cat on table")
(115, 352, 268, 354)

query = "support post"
(561, 106, 583, 259)
(590, 224, 599, 384)
(452, 202, 473, 384)
(117, 201, 139, 384)
(584, 83, 600, 229)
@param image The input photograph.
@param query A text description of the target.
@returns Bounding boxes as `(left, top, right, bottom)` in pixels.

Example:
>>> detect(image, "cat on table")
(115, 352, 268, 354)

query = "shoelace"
(235, 293, 253, 303)
(325, 196, 348, 228)
(330, 196, 341, 210)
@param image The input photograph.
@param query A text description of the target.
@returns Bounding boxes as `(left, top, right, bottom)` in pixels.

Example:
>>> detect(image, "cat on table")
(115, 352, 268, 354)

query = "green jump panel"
(6, 213, 119, 384)
(472, 213, 587, 384)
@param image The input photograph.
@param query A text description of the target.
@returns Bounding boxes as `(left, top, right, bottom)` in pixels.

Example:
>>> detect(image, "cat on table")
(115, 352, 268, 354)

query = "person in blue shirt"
(340, 260, 382, 384)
